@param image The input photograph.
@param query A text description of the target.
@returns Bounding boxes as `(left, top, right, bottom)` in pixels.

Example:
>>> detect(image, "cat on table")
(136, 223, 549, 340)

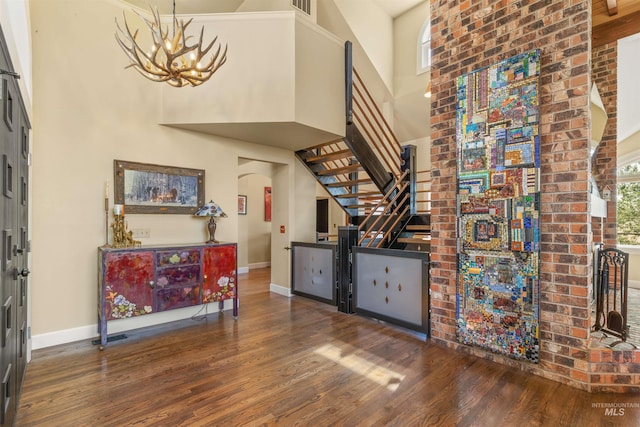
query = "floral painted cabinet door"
(202, 245, 237, 303)
(103, 251, 155, 319)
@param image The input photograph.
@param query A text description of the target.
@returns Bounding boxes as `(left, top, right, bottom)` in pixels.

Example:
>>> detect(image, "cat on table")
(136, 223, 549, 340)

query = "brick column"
(430, 0, 592, 389)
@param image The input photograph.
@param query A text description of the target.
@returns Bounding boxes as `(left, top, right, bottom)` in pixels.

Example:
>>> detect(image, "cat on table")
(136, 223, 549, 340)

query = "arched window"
(417, 19, 431, 74)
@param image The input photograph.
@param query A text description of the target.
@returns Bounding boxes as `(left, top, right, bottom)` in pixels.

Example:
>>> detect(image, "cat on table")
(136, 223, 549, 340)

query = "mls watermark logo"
(592, 402, 639, 416)
(605, 407, 625, 417)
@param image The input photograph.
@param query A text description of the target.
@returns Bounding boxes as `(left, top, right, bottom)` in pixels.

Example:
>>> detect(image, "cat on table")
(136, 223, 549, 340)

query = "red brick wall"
(429, 0, 593, 389)
(591, 42, 617, 248)
(588, 43, 640, 393)
(590, 347, 640, 392)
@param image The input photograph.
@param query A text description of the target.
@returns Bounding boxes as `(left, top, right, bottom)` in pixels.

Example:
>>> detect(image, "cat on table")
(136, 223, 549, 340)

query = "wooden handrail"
(357, 171, 409, 245)
(357, 169, 408, 231)
(348, 66, 404, 181)
(352, 90, 401, 159)
(352, 101, 401, 178)
(375, 203, 410, 248)
(357, 182, 407, 244)
(366, 194, 409, 248)
(352, 87, 400, 159)
(353, 68, 402, 155)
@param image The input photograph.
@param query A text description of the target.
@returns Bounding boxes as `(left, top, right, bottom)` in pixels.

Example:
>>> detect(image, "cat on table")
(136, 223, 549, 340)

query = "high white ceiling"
(372, 0, 424, 18)
(122, 0, 424, 18)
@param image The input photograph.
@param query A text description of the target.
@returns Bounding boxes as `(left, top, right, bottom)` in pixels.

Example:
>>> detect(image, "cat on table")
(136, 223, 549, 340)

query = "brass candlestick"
(104, 197, 109, 246)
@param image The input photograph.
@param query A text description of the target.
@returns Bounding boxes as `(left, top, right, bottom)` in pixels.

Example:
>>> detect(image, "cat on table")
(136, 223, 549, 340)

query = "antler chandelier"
(115, 1, 228, 87)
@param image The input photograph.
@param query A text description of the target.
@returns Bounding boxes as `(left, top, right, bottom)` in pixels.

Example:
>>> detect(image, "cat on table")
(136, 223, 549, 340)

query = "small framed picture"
(264, 187, 272, 222)
(238, 195, 247, 215)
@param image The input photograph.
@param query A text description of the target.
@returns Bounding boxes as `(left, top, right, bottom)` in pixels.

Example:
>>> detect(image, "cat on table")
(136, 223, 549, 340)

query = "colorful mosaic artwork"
(456, 50, 541, 362)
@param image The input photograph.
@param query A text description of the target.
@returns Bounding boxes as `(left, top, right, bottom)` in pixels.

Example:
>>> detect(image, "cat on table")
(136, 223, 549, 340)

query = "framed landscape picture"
(114, 160, 205, 214)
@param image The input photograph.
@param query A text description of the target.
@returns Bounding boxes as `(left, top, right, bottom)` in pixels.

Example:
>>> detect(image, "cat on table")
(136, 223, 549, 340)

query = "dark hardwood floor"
(16, 268, 640, 426)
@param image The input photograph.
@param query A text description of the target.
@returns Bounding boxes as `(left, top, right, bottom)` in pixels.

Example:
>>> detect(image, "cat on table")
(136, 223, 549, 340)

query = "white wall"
(393, 1, 429, 98)
(391, 2, 430, 142)
(238, 160, 275, 269)
(159, 11, 345, 145)
(333, 0, 394, 93)
(618, 32, 640, 143)
(28, 0, 316, 347)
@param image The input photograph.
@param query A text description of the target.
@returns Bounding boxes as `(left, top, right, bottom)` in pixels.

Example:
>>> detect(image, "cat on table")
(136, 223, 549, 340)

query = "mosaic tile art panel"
(456, 50, 541, 362)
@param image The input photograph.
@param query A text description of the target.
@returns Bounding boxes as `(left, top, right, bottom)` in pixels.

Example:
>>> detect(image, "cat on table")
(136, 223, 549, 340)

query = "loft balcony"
(159, 11, 346, 151)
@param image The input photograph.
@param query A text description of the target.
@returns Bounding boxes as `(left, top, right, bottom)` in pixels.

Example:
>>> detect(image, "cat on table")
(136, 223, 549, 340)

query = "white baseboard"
(237, 263, 270, 274)
(270, 283, 292, 297)
(249, 262, 271, 269)
(630, 279, 640, 290)
(32, 301, 235, 350)
(32, 324, 97, 350)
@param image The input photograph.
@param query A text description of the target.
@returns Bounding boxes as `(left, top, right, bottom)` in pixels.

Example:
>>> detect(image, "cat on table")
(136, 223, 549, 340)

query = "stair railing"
(351, 68, 403, 179)
(416, 169, 432, 215)
(345, 41, 403, 185)
(357, 169, 409, 246)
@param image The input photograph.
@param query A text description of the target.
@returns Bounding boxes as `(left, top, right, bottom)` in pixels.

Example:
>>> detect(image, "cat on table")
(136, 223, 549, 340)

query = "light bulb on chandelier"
(115, 0, 228, 88)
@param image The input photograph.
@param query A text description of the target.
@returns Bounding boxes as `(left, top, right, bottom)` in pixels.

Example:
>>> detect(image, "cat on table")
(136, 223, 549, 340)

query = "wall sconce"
(424, 80, 431, 98)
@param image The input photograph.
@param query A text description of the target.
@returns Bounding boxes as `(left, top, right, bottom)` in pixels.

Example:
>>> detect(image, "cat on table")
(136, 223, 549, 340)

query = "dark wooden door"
(13, 92, 29, 418)
(316, 199, 328, 234)
(0, 27, 31, 426)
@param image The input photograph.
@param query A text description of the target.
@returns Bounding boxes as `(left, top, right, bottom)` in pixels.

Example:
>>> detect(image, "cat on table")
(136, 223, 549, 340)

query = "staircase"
(296, 41, 430, 251)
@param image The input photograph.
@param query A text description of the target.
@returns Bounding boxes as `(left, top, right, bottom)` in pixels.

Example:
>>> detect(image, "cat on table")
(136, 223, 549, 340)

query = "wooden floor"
(16, 268, 640, 426)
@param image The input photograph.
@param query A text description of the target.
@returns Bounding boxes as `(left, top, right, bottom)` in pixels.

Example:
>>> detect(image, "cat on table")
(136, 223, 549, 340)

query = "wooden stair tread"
(302, 138, 345, 151)
(406, 224, 430, 231)
(344, 202, 383, 209)
(325, 179, 373, 188)
(317, 164, 363, 176)
(305, 149, 353, 163)
(334, 191, 380, 199)
(397, 237, 431, 244)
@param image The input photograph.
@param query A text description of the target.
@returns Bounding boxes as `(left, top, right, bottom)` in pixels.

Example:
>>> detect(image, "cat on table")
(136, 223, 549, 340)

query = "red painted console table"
(97, 243, 237, 349)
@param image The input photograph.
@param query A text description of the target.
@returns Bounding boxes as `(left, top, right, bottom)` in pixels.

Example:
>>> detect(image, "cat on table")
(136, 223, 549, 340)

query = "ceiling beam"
(593, 10, 640, 47)
(606, 0, 618, 16)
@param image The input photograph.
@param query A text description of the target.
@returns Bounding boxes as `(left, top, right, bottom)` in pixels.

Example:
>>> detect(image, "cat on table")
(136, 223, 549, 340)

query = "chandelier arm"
(116, 12, 170, 77)
(198, 44, 228, 74)
(131, 65, 174, 82)
(195, 30, 216, 56)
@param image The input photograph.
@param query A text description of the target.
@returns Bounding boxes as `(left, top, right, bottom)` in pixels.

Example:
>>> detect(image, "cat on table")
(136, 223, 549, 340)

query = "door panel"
(1, 25, 31, 425)
(0, 74, 18, 427)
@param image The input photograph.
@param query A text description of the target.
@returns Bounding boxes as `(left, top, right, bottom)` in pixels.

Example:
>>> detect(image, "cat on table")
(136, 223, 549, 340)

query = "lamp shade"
(195, 200, 227, 244)
(194, 200, 228, 218)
